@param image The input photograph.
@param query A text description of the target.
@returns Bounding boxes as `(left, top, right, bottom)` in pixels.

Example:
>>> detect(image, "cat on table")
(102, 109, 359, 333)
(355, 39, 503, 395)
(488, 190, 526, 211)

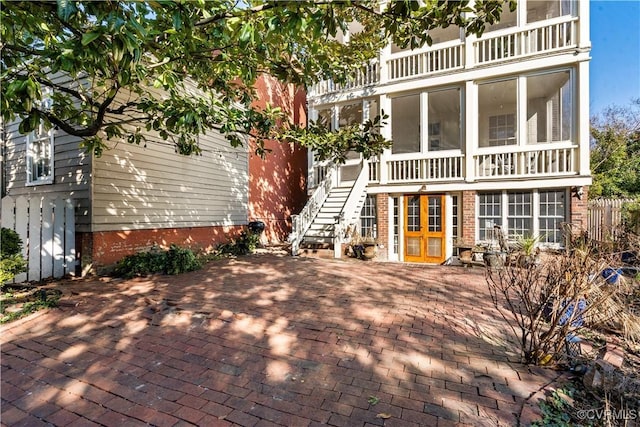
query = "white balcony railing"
(474, 145, 578, 179)
(387, 154, 464, 183)
(308, 15, 580, 98)
(310, 61, 379, 97)
(388, 40, 464, 82)
(474, 16, 577, 64)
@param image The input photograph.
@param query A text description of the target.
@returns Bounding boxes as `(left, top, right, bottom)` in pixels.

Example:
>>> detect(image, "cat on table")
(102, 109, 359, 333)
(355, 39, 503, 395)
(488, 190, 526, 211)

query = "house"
(291, 0, 592, 263)
(1, 75, 307, 278)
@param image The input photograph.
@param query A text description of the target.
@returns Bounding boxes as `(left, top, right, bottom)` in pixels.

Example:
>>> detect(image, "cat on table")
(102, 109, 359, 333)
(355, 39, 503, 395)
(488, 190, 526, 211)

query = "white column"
(578, 0, 591, 50)
(517, 76, 527, 146)
(578, 61, 591, 176)
(420, 92, 428, 153)
(379, 43, 391, 85)
(307, 107, 319, 189)
(379, 94, 392, 184)
(464, 80, 477, 182)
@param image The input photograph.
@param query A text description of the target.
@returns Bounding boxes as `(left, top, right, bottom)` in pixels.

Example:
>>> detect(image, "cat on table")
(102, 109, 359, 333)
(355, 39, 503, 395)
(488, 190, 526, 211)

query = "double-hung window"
(478, 190, 567, 245)
(27, 123, 54, 185)
(360, 195, 377, 239)
(539, 190, 566, 244)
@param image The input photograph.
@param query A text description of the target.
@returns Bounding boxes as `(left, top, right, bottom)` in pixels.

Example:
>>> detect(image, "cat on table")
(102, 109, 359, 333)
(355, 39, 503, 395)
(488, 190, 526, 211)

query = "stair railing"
(290, 163, 337, 255)
(334, 159, 369, 258)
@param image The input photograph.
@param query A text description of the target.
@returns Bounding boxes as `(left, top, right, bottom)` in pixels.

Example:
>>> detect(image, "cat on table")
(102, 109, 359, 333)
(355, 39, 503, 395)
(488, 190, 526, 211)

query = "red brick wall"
(249, 75, 308, 243)
(82, 225, 244, 273)
(570, 186, 589, 231)
(376, 193, 389, 261)
(461, 190, 476, 246)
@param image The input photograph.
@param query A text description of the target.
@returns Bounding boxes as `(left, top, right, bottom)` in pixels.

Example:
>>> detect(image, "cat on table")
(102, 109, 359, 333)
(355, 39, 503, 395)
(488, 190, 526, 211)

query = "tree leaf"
(81, 31, 101, 46)
(376, 413, 392, 419)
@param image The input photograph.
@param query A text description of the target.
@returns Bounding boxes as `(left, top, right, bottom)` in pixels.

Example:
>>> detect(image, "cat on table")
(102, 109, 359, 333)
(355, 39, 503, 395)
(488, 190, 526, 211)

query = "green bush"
(166, 244, 201, 275)
(216, 230, 260, 256)
(1, 228, 27, 284)
(114, 245, 201, 278)
(1, 227, 23, 257)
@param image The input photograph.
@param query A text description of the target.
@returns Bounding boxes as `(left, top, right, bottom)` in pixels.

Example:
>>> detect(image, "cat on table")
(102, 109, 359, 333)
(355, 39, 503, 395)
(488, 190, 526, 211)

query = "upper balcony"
(309, 3, 585, 99)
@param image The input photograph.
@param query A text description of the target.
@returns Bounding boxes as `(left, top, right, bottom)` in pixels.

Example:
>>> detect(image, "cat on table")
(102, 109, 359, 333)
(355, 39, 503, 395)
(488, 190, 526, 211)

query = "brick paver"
(1, 254, 560, 426)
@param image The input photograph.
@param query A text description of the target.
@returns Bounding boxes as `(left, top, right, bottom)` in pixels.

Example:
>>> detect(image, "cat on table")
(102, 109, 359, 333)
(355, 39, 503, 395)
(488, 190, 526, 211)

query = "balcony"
(309, 144, 580, 189)
(309, 15, 579, 98)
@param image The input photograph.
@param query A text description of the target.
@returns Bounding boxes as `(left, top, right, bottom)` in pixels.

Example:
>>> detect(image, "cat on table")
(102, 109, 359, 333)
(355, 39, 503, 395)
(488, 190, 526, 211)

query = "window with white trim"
(360, 195, 377, 239)
(478, 193, 502, 240)
(539, 190, 566, 244)
(478, 190, 568, 245)
(508, 192, 532, 238)
(26, 123, 54, 185)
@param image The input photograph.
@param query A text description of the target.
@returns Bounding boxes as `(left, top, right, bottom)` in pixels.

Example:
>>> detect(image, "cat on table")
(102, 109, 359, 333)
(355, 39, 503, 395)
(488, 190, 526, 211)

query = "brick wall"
(570, 186, 589, 231)
(461, 190, 476, 246)
(81, 225, 245, 274)
(376, 193, 389, 261)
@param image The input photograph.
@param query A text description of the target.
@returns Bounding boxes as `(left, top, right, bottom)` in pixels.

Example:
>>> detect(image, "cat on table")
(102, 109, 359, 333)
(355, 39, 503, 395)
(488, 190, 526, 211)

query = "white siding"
(91, 131, 249, 231)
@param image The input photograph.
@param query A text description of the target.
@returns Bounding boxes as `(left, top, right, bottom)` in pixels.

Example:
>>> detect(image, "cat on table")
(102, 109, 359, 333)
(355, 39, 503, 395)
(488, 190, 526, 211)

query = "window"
(451, 195, 459, 242)
(478, 190, 568, 245)
(527, 0, 575, 23)
(508, 192, 532, 238)
(539, 190, 566, 244)
(478, 193, 502, 240)
(392, 94, 420, 154)
(479, 79, 517, 147)
(527, 71, 572, 143)
(392, 197, 399, 254)
(27, 123, 54, 185)
(360, 195, 377, 239)
(428, 88, 462, 151)
(489, 114, 516, 146)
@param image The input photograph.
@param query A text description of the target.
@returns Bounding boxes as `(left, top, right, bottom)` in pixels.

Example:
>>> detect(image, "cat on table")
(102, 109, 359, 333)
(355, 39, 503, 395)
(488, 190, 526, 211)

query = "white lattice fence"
(1, 195, 76, 282)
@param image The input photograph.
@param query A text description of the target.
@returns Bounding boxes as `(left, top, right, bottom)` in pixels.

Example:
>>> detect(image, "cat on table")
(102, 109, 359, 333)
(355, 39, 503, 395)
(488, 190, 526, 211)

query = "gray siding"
(91, 132, 249, 231)
(1, 120, 92, 232)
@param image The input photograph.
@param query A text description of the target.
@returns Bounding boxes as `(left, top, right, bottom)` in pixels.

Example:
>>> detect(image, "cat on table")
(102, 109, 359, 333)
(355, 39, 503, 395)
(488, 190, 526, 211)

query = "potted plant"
(513, 234, 544, 267)
(345, 226, 378, 260)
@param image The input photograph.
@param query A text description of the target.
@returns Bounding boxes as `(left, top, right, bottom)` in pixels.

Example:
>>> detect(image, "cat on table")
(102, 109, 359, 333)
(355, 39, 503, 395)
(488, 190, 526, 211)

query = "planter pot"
(351, 244, 377, 260)
(483, 251, 504, 268)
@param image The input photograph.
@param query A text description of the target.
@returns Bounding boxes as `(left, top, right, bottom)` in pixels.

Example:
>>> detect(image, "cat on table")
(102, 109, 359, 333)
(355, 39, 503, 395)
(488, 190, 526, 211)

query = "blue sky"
(590, 1, 640, 116)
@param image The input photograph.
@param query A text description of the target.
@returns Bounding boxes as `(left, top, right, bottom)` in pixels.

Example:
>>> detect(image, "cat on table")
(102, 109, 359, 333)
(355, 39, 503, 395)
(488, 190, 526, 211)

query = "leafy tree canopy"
(1, 0, 511, 160)
(590, 99, 640, 198)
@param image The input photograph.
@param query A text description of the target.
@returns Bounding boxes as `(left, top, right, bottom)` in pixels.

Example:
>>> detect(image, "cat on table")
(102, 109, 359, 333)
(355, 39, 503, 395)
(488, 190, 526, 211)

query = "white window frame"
(26, 123, 54, 186)
(476, 189, 568, 247)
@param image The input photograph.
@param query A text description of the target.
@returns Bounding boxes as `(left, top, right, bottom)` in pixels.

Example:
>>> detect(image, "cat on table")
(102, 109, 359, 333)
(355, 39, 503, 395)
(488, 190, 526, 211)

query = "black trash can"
(247, 221, 265, 235)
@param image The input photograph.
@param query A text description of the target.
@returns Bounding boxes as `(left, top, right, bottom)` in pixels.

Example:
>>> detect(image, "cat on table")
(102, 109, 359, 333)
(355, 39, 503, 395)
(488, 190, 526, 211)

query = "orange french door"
(404, 194, 446, 263)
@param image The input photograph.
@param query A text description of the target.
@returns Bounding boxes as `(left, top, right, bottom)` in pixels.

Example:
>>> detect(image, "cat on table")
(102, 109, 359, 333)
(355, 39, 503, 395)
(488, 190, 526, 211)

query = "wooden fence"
(1, 195, 76, 283)
(587, 198, 633, 242)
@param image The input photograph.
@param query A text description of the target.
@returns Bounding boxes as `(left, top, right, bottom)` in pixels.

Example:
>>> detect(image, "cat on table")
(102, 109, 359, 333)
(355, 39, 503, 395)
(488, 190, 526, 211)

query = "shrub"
(216, 230, 260, 256)
(114, 245, 200, 278)
(165, 244, 201, 275)
(1, 227, 23, 257)
(486, 243, 638, 365)
(0, 228, 27, 284)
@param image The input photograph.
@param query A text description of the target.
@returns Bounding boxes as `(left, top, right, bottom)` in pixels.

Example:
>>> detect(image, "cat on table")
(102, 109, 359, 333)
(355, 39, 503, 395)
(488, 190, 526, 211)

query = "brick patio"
(1, 254, 560, 426)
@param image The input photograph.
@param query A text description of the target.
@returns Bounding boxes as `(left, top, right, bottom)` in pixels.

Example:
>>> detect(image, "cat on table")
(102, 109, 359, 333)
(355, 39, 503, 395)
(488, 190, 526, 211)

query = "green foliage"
(0, 288, 60, 324)
(590, 99, 640, 198)
(0, 228, 27, 284)
(165, 245, 202, 275)
(217, 230, 261, 256)
(114, 245, 200, 278)
(1, 227, 23, 257)
(1, 0, 508, 162)
(532, 386, 575, 427)
(0, 255, 28, 284)
(622, 198, 640, 232)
